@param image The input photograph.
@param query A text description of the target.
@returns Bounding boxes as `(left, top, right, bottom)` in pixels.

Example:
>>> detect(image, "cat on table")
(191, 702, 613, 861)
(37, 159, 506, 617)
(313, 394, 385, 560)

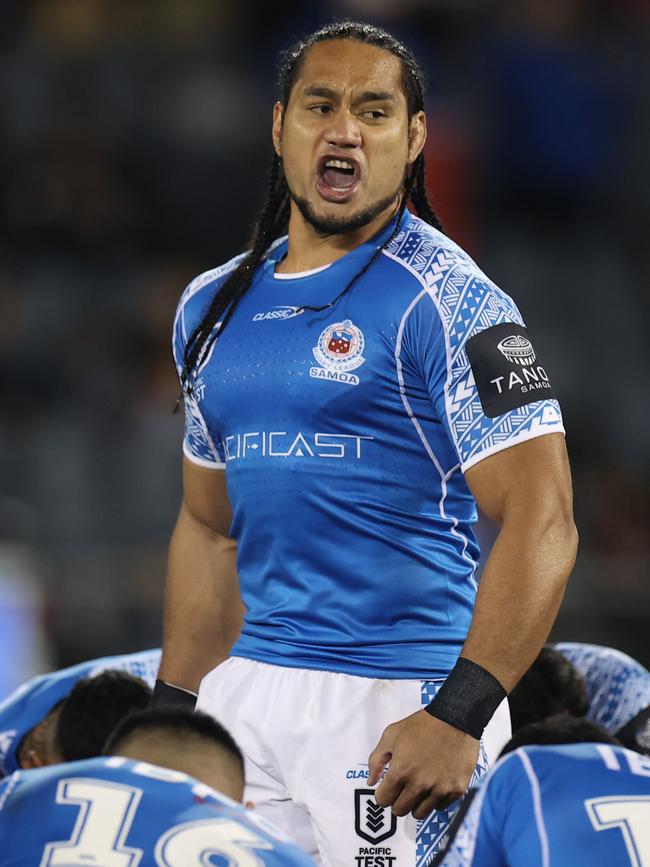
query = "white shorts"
(197, 657, 510, 867)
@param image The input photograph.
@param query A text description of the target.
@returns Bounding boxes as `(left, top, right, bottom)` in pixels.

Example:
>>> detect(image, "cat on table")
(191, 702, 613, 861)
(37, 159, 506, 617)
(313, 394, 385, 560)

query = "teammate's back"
(438, 742, 650, 866)
(0, 756, 314, 866)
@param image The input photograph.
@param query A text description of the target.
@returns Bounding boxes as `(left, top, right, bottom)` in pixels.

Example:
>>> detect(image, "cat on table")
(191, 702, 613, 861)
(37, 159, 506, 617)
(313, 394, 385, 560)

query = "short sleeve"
(172, 286, 226, 469)
(413, 268, 565, 473)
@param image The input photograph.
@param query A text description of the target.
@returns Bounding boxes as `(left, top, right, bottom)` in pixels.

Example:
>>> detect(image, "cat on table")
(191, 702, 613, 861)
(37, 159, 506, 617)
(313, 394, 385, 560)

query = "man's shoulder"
(382, 216, 482, 285)
(177, 251, 249, 316)
(383, 216, 518, 314)
(381, 216, 523, 347)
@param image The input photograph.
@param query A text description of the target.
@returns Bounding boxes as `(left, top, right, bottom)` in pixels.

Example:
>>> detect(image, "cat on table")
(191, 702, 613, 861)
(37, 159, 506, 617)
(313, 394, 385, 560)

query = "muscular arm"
(370, 433, 578, 817)
(462, 432, 578, 690)
(157, 458, 244, 693)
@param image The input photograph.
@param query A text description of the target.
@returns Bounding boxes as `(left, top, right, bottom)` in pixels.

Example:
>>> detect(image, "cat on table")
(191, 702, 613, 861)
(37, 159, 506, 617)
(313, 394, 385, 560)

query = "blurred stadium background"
(1, 0, 648, 695)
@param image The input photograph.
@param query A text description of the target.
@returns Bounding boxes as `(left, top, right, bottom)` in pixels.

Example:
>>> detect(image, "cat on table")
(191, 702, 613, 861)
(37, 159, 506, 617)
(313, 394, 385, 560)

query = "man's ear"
(407, 110, 427, 165)
(272, 102, 283, 157)
(21, 748, 46, 769)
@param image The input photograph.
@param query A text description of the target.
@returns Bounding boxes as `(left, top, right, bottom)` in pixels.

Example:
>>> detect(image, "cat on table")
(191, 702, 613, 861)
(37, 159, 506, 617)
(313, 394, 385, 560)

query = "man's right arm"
(157, 457, 244, 694)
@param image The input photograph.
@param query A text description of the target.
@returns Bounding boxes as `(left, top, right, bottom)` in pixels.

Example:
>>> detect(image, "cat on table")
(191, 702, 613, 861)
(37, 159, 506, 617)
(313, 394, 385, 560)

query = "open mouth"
(315, 155, 361, 203)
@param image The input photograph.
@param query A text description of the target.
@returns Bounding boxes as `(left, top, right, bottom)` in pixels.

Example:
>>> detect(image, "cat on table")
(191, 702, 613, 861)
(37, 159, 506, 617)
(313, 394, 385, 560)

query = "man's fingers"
(412, 788, 463, 820)
(390, 783, 428, 817)
(367, 731, 394, 786)
(373, 769, 406, 807)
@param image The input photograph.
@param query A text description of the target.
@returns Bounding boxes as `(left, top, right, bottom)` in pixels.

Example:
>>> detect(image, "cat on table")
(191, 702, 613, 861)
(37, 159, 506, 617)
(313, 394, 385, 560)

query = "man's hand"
(367, 710, 479, 819)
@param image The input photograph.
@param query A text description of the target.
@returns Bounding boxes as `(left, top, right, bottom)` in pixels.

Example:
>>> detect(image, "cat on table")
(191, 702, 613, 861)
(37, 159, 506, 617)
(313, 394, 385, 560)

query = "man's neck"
(276, 201, 400, 275)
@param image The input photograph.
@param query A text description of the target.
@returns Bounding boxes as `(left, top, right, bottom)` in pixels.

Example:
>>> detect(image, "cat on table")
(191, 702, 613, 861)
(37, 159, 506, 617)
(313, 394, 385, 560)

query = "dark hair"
(179, 20, 442, 398)
(508, 646, 590, 732)
(57, 671, 152, 762)
(500, 714, 621, 757)
(103, 708, 244, 774)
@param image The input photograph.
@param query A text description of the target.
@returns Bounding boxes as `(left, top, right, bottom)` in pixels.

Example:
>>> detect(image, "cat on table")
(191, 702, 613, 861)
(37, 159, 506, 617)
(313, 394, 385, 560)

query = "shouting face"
(273, 39, 426, 236)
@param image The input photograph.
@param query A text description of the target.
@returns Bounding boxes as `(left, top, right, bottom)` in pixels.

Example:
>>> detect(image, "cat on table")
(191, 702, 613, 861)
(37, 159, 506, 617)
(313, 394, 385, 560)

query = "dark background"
(1, 0, 648, 694)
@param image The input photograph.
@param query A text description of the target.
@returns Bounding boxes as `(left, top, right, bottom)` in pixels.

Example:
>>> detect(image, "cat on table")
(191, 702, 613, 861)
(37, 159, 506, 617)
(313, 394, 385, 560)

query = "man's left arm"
(462, 431, 578, 690)
(368, 432, 578, 817)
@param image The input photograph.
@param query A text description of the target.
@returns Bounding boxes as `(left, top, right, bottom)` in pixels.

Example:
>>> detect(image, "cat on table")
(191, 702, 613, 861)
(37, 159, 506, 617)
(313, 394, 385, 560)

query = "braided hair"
(180, 21, 442, 397)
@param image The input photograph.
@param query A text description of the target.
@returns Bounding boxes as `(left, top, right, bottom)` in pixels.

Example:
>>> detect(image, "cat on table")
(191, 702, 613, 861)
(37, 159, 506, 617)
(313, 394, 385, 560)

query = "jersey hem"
(182, 443, 226, 469)
(229, 648, 458, 680)
(460, 424, 565, 473)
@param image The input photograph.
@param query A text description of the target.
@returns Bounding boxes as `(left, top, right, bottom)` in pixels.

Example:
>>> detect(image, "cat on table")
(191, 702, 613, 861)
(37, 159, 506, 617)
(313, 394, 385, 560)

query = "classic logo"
(497, 334, 536, 366)
(354, 789, 397, 845)
(252, 305, 304, 322)
(311, 319, 365, 385)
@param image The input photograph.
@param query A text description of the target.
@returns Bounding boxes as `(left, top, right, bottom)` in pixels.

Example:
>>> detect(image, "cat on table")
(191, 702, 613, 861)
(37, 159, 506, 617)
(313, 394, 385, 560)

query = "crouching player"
(0, 648, 160, 776)
(0, 709, 315, 866)
(555, 642, 650, 754)
(433, 716, 650, 866)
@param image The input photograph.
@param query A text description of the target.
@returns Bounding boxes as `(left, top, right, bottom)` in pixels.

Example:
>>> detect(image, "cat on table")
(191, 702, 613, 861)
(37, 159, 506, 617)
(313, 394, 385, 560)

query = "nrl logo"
(497, 334, 536, 367)
(354, 789, 397, 845)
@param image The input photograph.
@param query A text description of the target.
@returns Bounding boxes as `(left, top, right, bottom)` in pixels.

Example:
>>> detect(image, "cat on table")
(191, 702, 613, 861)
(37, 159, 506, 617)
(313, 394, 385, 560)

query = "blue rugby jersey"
(174, 211, 564, 679)
(0, 757, 314, 866)
(0, 649, 160, 777)
(437, 743, 650, 866)
(556, 642, 650, 734)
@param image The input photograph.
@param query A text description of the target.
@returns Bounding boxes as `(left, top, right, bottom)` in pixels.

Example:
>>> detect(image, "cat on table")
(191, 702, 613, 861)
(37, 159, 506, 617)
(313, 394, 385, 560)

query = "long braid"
(181, 155, 288, 396)
(409, 154, 443, 231)
(180, 22, 444, 394)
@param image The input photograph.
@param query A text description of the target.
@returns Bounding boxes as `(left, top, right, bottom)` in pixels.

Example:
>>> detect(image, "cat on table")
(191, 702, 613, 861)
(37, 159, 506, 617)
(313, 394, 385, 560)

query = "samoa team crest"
(310, 319, 365, 385)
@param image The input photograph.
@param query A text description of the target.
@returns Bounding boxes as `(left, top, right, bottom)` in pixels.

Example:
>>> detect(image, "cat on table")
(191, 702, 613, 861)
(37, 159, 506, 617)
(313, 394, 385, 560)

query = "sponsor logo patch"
(311, 319, 365, 386)
(355, 789, 397, 845)
(466, 323, 555, 418)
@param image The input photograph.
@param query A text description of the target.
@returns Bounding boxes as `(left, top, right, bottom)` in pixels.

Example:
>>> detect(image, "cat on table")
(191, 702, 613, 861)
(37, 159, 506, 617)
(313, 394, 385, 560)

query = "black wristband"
(151, 679, 198, 711)
(425, 657, 506, 740)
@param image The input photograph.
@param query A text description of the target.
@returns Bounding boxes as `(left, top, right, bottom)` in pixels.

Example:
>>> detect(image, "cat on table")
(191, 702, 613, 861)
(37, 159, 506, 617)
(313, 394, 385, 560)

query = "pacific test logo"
(466, 322, 556, 418)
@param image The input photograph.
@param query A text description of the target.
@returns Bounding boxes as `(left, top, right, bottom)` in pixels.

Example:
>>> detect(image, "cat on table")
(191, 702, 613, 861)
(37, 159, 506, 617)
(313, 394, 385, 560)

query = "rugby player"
(0, 709, 315, 866)
(155, 21, 578, 865)
(509, 643, 650, 754)
(433, 716, 650, 866)
(508, 645, 590, 732)
(556, 642, 650, 754)
(0, 647, 160, 776)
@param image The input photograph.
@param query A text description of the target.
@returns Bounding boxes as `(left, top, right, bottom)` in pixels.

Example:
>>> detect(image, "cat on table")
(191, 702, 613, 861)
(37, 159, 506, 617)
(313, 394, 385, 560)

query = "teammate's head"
(104, 708, 245, 801)
(500, 714, 621, 756)
(508, 645, 590, 732)
(16, 670, 152, 770)
(179, 21, 441, 397)
(57, 671, 152, 763)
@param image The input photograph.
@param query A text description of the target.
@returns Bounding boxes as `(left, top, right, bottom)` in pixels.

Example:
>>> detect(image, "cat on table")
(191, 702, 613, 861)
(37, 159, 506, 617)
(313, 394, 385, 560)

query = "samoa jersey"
(0, 757, 314, 866)
(174, 211, 564, 679)
(436, 743, 650, 867)
(0, 649, 161, 777)
(556, 642, 650, 734)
